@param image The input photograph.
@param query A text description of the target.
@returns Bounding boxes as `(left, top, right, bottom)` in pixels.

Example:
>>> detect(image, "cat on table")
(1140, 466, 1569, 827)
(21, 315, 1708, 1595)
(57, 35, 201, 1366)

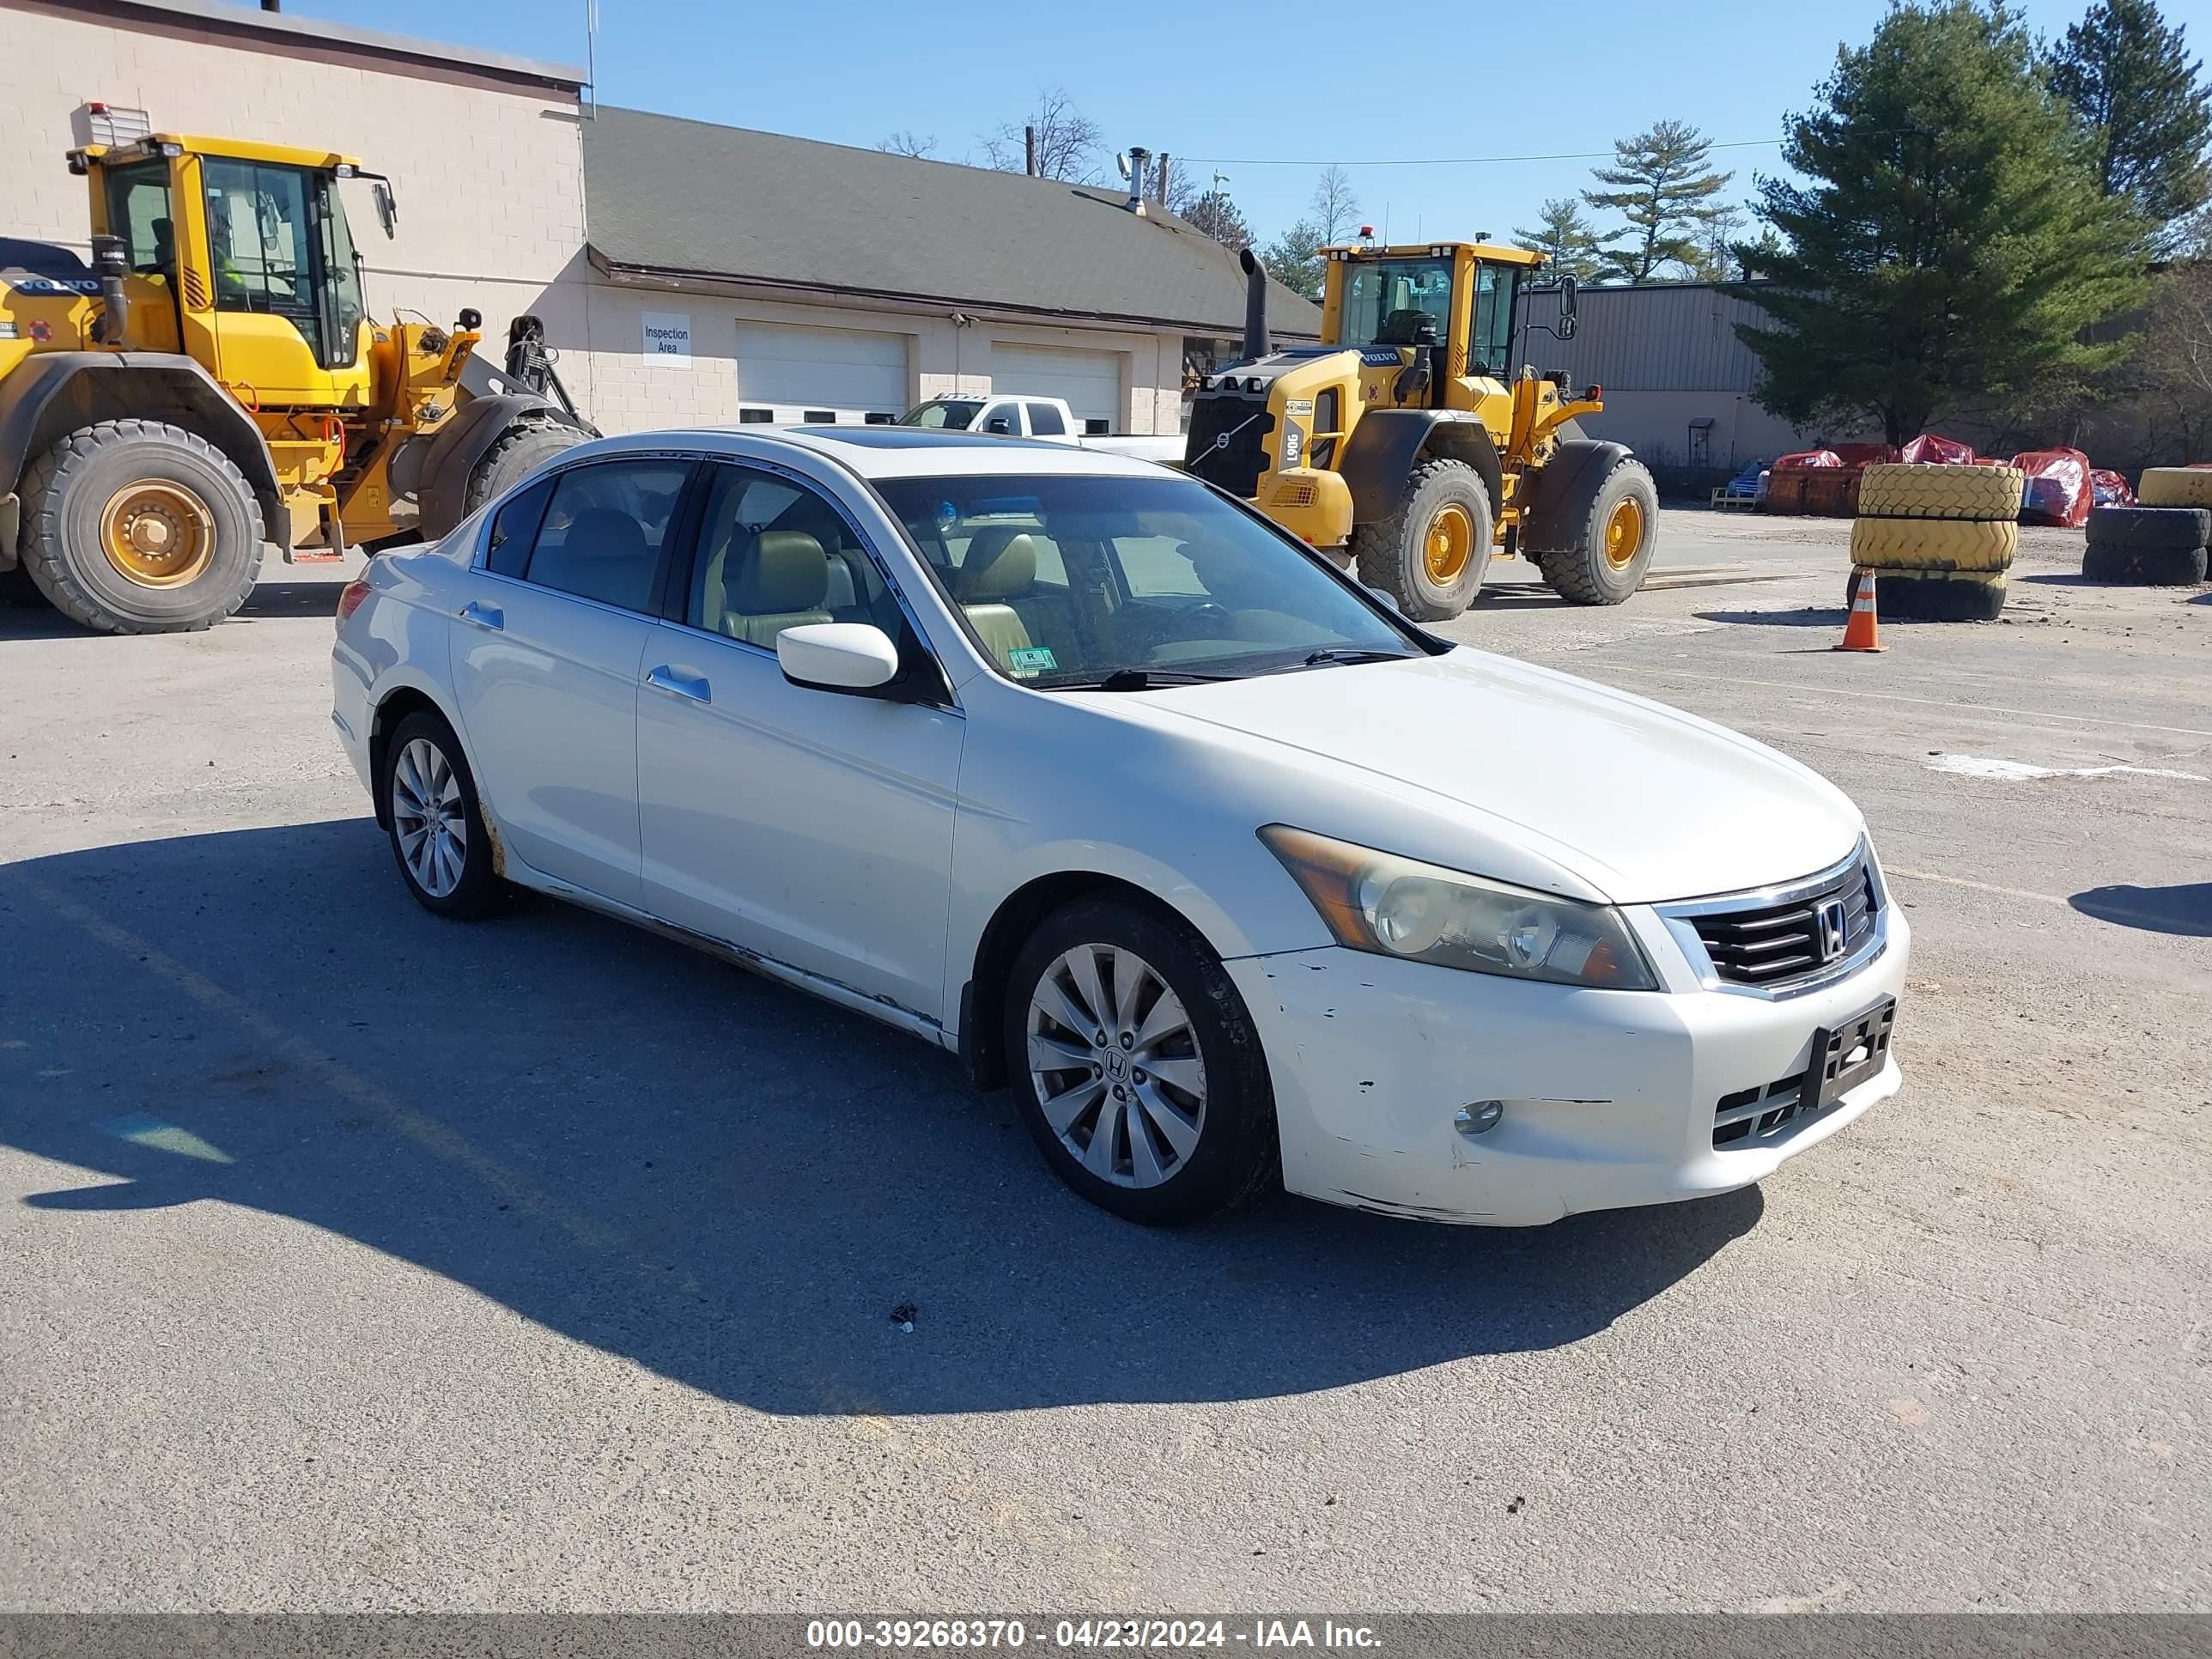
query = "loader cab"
(76, 135, 381, 407)
(1320, 242, 1539, 388)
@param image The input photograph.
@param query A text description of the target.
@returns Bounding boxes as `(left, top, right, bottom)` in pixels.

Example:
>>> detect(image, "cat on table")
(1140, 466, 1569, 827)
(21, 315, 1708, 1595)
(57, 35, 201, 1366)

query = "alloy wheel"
(391, 737, 468, 898)
(1026, 942, 1207, 1188)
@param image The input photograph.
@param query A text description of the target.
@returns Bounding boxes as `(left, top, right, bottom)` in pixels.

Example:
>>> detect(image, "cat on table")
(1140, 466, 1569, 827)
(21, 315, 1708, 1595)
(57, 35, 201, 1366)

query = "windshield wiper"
(1039, 667, 1237, 691)
(1292, 647, 1416, 668)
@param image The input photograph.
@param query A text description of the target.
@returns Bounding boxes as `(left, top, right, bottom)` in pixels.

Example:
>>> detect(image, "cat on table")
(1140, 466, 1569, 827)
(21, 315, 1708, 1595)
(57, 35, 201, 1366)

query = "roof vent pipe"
(1122, 146, 1151, 216)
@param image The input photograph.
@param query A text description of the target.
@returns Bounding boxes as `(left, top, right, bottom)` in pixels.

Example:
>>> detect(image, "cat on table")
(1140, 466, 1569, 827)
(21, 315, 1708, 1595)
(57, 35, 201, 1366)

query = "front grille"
(1686, 855, 1879, 989)
(1182, 392, 1273, 500)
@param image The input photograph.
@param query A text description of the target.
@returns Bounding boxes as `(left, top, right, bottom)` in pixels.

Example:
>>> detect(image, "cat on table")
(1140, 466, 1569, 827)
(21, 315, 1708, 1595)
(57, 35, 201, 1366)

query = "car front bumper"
(1224, 908, 1909, 1226)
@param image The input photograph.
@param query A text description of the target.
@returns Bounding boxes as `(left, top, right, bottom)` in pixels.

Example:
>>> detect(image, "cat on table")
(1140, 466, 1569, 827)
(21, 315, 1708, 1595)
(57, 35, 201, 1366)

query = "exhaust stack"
(1239, 246, 1269, 362)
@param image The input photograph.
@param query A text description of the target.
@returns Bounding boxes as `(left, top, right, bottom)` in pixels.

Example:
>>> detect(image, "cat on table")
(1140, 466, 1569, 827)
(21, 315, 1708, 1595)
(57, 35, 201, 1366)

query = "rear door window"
(520, 459, 692, 613)
(1026, 402, 1066, 435)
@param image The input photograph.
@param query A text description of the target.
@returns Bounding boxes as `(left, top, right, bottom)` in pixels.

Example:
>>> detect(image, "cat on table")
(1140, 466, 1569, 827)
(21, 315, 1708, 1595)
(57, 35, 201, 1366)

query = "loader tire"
(2136, 467, 2212, 510)
(1857, 568, 2008, 621)
(2087, 505, 2211, 551)
(2081, 540, 2209, 586)
(463, 420, 585, 516)
(1848, 515, 2018, 573)
(1538, 457, 1660, 605)
(1857, 462, 2024, 521)
(1351, 459, 1492, 621)
(19, 421, 263, 635)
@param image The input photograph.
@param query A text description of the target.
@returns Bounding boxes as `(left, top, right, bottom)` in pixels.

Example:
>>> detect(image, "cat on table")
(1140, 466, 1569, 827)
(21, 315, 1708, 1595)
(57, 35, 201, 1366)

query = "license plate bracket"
(1808, 997, 1896, 1112)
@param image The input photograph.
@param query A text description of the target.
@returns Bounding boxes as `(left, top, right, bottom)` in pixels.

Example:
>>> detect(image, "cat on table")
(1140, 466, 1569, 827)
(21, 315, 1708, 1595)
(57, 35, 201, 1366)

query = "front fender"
(1516, 438, 1633, 556)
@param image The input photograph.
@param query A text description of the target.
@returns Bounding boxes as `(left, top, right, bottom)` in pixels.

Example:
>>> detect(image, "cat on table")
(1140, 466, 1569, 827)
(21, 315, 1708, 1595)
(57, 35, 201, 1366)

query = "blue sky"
(293, 0, 2170, 248)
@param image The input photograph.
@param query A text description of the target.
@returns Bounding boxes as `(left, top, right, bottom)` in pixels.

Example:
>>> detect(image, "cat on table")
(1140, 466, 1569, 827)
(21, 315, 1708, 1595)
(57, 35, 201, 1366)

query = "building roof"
(68, 0, 584, 91)
(580, 106, 1322, 339)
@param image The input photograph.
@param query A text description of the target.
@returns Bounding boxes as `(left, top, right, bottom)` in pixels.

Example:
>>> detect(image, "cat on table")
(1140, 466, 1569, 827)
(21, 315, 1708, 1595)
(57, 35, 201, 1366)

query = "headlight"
(1259, 825, 1658, 990)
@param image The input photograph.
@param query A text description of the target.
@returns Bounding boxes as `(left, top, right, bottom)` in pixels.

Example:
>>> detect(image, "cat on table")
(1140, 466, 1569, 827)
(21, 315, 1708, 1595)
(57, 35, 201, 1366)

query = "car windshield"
(876, 473, 1424, 688)
(897, 399, 986, 429)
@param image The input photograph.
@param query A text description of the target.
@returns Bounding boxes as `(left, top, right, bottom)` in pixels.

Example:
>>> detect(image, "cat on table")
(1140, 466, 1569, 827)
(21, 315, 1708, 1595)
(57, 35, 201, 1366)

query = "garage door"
(990, 343, 1122, 433)
(734, 322, 908, 424)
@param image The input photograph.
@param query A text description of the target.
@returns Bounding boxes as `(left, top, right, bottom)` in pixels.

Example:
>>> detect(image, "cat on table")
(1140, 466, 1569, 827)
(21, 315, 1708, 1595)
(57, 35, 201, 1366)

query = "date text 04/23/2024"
(805, 1620, 1382, 1650)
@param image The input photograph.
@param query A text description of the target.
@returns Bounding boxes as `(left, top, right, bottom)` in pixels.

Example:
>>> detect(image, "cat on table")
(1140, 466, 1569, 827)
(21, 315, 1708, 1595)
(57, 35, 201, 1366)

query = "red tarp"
(1772, 449, 1843, 470)
(1830, 442, 1899, 468)
(2091, 470, 2135, 507)
(2011, 447, 2092, 528)
(1899, 434, 1977, 465)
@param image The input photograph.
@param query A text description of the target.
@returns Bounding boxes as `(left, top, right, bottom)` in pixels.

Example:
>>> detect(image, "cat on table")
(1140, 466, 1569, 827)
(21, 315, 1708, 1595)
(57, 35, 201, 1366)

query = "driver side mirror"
(1556, 273, 1578, 340)
(372, 179, 398, 240)
(777, 623, 902, 694)
(984, 415, 1013, 435)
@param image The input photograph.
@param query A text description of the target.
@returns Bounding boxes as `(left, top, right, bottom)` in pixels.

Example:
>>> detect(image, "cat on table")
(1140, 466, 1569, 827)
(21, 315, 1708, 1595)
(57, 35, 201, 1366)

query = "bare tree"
(980, 88, 1103, 183)
(1310, 164, 1361, 243)
(877, 131, 938, 159)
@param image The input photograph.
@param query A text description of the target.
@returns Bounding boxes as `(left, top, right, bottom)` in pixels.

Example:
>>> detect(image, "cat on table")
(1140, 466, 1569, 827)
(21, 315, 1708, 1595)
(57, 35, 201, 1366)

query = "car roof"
(551, 425, 1176, 481)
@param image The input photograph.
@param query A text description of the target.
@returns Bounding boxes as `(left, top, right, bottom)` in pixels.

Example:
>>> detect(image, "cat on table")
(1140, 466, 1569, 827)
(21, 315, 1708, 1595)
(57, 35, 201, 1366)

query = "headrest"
(563, 507, 648, 564)
(956, 527, 1036, 601)
(732, 530, 828, 613)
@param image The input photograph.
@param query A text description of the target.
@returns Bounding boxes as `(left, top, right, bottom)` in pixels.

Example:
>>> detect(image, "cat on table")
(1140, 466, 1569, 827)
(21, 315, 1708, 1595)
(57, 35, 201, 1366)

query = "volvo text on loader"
(0, 131, 594, 633)
(1184, 240, 1658, 620)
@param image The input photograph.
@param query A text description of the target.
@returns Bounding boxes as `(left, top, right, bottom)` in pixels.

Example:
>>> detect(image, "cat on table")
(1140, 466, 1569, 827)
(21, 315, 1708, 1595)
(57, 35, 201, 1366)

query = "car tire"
(18, 419, 264, 634)
(1004, 895, 1279, 1225)
(2081, 539, 2209, 586)
(2137, 466, 2212, 510)
(1847, 514, 2018, 573)
(2085, 505, 2210, 554)
(1538, 457, 1661, 605)
(1352, 459, 1492, 621)
(379, 708, 502, 919)
(1857, 462, 2025, 520)
(1852, 568, 2009, 620)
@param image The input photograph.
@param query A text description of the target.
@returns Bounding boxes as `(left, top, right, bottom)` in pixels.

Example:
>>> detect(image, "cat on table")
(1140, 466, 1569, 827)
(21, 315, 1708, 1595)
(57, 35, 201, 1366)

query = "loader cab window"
(1468, 263, 1520, 377)
(102, 162, 174, 278)
(202, 158, 362, 371)
(1338, 258, 1453, 350)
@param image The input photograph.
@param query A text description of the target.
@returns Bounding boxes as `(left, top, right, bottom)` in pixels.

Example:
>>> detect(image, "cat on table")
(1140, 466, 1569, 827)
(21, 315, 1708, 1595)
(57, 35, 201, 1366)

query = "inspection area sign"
(641, 311, 692, 366)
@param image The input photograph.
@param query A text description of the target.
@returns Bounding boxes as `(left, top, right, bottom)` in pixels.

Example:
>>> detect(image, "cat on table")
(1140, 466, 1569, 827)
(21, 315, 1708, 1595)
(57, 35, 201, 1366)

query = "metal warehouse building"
(1521, 281, 1830, 477)
(3, 0, 1316, 439)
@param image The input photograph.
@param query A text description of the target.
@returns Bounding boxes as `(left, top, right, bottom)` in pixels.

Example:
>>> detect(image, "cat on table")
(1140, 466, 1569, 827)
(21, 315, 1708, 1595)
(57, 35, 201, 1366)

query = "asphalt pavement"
(1, 510, 2206, 1611)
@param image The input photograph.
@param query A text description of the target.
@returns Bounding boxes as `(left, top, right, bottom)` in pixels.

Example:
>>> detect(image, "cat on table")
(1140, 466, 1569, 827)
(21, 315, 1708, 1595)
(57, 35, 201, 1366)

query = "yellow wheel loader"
(1184, 241, 1657, 620)
(0, 132, 594, 633)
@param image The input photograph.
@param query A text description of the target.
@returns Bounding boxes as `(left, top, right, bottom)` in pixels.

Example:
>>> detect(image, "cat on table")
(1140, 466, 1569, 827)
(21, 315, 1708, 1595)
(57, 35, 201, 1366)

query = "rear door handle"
(645, 664, 711, 705)
(458, 600, 504, 631)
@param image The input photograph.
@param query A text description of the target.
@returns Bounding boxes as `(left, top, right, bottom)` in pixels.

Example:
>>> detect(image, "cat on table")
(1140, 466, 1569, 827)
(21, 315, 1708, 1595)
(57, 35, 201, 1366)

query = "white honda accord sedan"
(332, 426, 1907, 1227)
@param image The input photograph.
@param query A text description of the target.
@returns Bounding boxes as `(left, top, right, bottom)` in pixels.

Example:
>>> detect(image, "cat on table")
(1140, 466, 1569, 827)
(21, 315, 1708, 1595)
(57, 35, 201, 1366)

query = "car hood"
(1096, 647, 1864, 906)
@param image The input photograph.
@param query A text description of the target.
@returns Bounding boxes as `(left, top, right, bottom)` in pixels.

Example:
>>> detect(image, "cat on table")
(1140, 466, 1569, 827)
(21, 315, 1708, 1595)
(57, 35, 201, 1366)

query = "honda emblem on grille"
(1816, 899, 1848, 962)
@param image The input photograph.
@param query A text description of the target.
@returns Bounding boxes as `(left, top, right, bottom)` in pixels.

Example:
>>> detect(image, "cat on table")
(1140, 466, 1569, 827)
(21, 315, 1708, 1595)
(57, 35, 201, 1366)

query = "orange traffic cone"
(1838, 567, 1884, 652)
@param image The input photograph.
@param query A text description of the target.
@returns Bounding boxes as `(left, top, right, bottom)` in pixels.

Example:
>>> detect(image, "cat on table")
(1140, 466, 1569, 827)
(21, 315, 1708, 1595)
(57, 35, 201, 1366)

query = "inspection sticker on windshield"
(1007, 646, 1057, 678)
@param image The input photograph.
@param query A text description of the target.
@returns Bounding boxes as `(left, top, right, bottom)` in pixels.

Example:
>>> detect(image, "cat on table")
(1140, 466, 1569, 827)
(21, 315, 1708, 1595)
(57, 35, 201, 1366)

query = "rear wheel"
(1539, 458, 1660, 605)
(1005, 896, 1279, 1225)
(1352, 459, 1492, 621)
(379, 709, 502, 919)
(19, 420, 263, 633)
(462, 420, 586, 517)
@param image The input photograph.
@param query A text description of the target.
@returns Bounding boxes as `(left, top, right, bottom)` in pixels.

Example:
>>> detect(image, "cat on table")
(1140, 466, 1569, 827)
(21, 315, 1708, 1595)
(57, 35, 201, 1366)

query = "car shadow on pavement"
(0, 822, 1760, 1417)
(2069, 883, 2212, 937)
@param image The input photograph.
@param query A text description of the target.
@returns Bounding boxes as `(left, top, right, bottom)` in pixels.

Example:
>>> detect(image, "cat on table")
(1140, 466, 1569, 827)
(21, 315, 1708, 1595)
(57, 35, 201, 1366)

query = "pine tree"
(1581, 121, 1733, 283)
(1181, 189, 1253, 252)
(1736, 1, 2149, 445)
(1511, 198, 1602, 280)
(2048, 0, 2212, 251)
(1262, 219, 1326, 300)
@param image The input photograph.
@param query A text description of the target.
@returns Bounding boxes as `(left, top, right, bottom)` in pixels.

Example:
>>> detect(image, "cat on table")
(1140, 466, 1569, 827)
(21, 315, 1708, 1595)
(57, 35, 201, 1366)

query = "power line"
(1175, 138, 1786, 168)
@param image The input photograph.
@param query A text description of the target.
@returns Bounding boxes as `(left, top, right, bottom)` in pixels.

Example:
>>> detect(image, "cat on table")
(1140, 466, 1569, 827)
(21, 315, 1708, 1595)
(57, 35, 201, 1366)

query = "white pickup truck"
(895, 395, 1184, 466)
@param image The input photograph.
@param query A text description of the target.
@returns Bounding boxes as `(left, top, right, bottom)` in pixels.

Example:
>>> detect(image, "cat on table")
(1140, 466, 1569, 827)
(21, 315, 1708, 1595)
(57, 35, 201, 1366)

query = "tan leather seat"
(714, 529, 833, 647)
(954, 526, 1037, 669)
(531, 507, 656, 610)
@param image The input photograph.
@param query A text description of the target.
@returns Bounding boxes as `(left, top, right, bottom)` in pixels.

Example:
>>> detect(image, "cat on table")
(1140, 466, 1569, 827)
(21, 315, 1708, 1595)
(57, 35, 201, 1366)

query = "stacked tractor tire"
(1847, 462, 2025, 621)
(2084, 468, 2212, 586)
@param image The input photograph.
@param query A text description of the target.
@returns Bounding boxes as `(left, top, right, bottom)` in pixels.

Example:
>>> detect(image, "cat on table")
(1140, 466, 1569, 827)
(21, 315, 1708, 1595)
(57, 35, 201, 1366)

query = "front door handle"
(645, 664, 711, 705)
(458, 600, 504, 631)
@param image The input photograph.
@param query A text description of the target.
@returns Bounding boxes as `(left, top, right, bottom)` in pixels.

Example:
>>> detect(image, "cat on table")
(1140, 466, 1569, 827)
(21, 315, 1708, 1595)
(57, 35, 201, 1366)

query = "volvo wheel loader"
(0, 131, 595, 634)
(1184, 241, 1657, 620)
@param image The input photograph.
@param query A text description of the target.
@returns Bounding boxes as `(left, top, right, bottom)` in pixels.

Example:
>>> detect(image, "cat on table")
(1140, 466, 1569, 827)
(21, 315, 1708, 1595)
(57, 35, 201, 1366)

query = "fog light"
(1454, 1100, 1504, 1137)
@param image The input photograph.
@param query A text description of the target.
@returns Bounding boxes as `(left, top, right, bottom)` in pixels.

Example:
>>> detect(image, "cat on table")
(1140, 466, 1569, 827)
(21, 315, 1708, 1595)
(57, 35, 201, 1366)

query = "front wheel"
(1005, 896, 1279, 1225)
(380, 710, 502, 918)
(1539, 459, 1659, 605)
(1352, 459, 1493, 622)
